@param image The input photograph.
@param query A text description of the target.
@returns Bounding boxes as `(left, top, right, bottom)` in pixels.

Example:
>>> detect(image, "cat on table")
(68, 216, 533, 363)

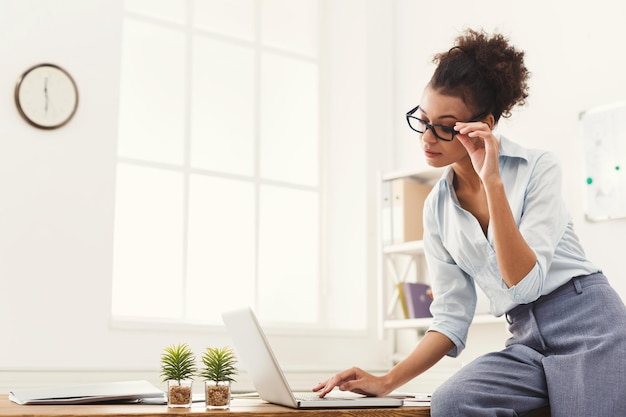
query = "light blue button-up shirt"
(424, 135, 598, 357)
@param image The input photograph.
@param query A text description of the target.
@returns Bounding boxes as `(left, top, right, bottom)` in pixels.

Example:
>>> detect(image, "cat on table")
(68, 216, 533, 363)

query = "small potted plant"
(160, 343, 197, 407)
(199, 346, 238, 409)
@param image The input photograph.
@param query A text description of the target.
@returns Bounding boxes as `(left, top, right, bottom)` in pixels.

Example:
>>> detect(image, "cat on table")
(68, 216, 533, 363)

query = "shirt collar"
(498, 134, 530, 162)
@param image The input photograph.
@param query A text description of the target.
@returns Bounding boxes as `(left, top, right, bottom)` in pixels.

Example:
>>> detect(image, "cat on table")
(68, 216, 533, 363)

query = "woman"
(313, 29, 626, 416)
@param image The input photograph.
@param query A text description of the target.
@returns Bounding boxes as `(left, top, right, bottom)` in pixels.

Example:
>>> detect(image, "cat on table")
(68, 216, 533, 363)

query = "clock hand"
(44, 76, 49, 113)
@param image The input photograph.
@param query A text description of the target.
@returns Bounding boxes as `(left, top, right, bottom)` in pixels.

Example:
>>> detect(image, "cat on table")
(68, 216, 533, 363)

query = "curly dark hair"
(430, 29, 530, 122)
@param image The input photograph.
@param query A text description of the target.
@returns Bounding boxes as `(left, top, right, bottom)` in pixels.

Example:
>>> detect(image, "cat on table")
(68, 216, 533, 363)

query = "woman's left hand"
(454, 121, 500, 183)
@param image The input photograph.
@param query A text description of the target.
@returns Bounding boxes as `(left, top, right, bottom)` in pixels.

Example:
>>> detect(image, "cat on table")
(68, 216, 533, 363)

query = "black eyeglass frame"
(406, 105, 489, 142)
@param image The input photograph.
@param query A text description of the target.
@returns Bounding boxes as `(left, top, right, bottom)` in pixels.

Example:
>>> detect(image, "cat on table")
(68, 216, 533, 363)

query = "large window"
(112, 0, 322, 325)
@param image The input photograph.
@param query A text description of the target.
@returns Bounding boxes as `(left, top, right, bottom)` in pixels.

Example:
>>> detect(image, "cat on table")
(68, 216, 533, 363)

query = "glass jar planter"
(167, 379, 193, 408)
(205, 381, 231, 409)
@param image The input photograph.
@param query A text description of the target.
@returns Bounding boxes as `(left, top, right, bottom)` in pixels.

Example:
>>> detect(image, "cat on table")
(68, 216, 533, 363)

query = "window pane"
(261, 0, 318, 57)
(191, 37, 255, 176)
(112, 164, 184, 318)
(118, 19, 185, 165)
(186, 175, 256, 322)
(260, 53, 319, 186)
(125, 0, 186, 24)
(258, 185, 318, 322)
(193, 0, 255, 41)
(115, 1, 325, 328)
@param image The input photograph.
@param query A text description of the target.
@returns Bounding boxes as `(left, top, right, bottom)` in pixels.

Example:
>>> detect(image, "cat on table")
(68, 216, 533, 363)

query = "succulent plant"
(198, 346, 238, 384)
(160, 343, 197, 384)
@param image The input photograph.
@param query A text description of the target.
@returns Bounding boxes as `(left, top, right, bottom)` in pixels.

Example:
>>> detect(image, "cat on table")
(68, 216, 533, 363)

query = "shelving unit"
(377, 168, 504, 360)
(377, 168, 435, 346)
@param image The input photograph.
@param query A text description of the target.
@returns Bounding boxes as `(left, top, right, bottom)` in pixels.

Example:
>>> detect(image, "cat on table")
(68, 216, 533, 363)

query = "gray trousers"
(431, 273, 626, 417)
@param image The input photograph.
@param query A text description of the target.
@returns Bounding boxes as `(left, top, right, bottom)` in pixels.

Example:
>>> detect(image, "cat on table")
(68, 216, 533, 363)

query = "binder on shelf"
(381, 180, 393, 246)
(390, 178, 432, 244)
(396, 283, 410, 319)
(401, 282, 433, 318)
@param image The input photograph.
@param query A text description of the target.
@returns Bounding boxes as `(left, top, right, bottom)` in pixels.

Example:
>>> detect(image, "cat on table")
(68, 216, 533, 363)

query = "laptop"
(221, 307, 403, 409)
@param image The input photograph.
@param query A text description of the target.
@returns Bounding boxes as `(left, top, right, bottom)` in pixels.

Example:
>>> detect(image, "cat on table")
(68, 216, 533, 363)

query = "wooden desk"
(0, 395, 430, 417)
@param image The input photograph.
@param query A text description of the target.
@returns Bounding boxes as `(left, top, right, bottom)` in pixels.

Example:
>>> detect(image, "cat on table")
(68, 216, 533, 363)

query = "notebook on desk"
(221, 307, 403, 409)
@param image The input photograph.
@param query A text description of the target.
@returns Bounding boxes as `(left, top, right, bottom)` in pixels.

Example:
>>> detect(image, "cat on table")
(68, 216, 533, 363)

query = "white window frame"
(113, 0, 338, 330)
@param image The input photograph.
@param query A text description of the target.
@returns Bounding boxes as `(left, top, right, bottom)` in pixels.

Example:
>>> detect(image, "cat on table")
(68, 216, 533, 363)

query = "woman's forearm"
(484, 178, 536, 287)
(382, 331, 454, 393)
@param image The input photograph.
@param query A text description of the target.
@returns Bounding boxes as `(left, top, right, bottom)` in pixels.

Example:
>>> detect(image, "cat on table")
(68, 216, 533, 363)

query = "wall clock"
(14, 63, 79, 129)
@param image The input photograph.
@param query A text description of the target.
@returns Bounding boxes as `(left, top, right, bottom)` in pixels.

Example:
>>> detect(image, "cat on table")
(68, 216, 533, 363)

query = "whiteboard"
(580, 101, 626, 221)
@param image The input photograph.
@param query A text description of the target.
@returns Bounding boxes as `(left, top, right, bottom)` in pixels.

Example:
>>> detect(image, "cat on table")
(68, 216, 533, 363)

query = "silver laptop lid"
(222, 307, 298, 408)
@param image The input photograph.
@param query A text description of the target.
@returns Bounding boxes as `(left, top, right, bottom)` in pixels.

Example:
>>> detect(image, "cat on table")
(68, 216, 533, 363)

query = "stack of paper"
(9, 380, 165, 405)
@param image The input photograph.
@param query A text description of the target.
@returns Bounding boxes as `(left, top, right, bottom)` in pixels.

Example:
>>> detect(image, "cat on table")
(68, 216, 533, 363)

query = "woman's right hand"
(313, 332, 454, 399)
(311, 367, 391, 398)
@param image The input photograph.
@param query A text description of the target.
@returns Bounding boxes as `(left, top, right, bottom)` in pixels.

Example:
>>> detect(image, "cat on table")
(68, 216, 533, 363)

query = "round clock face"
(15, 63, 79, 129)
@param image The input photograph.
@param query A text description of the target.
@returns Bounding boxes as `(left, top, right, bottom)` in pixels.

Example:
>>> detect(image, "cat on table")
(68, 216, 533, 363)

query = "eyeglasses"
(406, 105, 488, 142)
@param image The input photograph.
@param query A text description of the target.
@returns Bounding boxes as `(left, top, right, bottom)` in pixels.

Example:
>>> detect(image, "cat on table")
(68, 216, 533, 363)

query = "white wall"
(0, 0, 123, 367)
(392, 0, 626, 302)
